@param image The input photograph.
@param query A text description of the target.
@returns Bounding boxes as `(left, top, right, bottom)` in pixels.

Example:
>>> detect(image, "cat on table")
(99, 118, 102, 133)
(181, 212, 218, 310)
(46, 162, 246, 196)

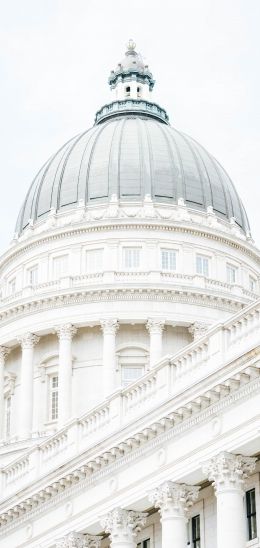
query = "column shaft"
(146, 319, 165, 367)
(0, 347, 9, 440)
(56, 324, 77, 427)
(18, 334, 39, 439)
(100, 320, 119, 396)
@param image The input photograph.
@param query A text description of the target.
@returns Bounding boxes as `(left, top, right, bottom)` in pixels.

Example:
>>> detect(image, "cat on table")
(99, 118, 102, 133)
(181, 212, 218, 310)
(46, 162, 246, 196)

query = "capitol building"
(0, 40, 260, 548)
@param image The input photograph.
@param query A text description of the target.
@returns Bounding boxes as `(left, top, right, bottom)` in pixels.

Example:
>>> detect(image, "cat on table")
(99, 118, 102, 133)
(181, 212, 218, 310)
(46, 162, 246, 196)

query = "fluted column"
(100, 319, 119, 396)
(0, 346, 10, 441)
(188, 322, 208, 341)
(56, 324, 77, 427)
(203, 452, 256, 548)
(18, 333, 40, 439)
(101, 508, 147, 548)
(56, 532, 102, 548)
(146, 319, 165, 367)
(149, 481, 199, 548)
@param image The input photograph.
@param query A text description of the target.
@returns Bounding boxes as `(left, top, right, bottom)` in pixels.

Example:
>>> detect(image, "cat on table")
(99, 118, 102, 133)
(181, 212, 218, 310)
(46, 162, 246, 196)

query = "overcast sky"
(0, 0, 259, 253)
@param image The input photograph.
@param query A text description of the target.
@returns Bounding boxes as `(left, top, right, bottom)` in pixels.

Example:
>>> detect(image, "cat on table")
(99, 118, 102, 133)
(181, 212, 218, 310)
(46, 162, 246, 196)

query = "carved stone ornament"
(149, 481, 200, 518)
(146, 318, 165, 335)
(56, 324, 77, 341)
(17, 333, 40, 350)
(188, 322, 209, 341)
(101, 508, 147, 540)
(0, 346, 10, 363)
(202, 451, 256, 494)
(55, 532, 101, 548)
(100, 319, 119, 335)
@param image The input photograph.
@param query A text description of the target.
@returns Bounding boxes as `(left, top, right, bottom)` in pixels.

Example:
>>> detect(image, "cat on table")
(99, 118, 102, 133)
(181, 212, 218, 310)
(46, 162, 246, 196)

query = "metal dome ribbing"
(16, 116, 249, 235)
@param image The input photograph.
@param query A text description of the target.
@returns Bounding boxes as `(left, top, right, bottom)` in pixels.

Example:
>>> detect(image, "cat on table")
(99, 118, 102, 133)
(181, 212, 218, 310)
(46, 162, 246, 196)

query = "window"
(27, 265, 38, 286)
(246, 488, 257, 540)
(249, 276, 257, 292)
(121, 366, 144, 387)
(226, 263, 237, 284)
(192, 515, 201, 548)
(85, 249, 103, 273)
(5, 396, 11, 438)
(137, 539, 150, 548)
(123, 247, 140, 269)
(53, 255, 69, 279)
(125, 86, 131, 97)
(137, 86, 142, 97)
(196, 255, 209, 277)
(49, 376, 59, 421)
(161, 249, 176, 271)
(8, 278, 16, 295)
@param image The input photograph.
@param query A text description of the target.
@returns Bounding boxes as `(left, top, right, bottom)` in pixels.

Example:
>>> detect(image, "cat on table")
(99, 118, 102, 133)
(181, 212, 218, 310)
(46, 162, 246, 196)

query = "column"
(0, 346, 10, 441)
(188, 322, 208, 341)
(149, 481, 199, 548)
(203, 452, 256, 548)
(56, 324, 77, 427)
(56, 532, 102, 548)
(18, 333, 40, 440)
(146, 319, 165, 367)
(100, 319, 119, 396)
(101, 508, 147, 548)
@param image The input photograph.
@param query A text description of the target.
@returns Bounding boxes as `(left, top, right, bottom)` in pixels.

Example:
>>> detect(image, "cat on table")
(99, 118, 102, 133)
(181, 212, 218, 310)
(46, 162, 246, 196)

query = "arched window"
(125, 86, 131, 97)
(116, 345, 148, 387)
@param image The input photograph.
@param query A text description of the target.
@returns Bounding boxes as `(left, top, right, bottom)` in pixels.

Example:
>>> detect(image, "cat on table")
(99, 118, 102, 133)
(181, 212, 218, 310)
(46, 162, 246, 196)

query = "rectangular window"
(226, 263, 237, 284)
(249, 276, 257, 292)
(196, 254, 209, 277)
(246, 488, 257, 540)
(121, 366, 144, 387)
(5, 396, 11, 438)
(27, 265, 38, 286)
(85, 249, 103, 273)
(53, 255, 69, 279)
(161, 249, 176, 271)
(49, 376, 59, 421)
(123, 247, 140, 269)
(8, 278, 16, 295)
(137, 539, 150, 548)
(192, 515, 201, 548)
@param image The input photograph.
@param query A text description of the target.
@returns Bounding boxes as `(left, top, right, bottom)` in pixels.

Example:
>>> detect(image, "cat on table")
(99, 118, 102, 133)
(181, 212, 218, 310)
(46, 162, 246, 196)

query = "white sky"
(0, 0, 259, 253)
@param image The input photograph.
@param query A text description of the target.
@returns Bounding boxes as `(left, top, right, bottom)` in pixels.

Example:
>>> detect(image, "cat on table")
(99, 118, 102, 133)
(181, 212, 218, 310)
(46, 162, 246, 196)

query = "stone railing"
(0, 299, 260, 500)
(1, 272, 258, 307)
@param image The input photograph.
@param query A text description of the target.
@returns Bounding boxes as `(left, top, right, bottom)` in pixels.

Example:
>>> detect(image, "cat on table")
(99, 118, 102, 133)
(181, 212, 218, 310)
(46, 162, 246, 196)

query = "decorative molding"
(101, 508, 147, 540)
(202, 451, 256, 494)
(56, 324, 77, 341)
(17, 333, 40, 350)
(4, 372, 16, 396)
(0, 346, 10, 362)
(149, 481, 199, 517)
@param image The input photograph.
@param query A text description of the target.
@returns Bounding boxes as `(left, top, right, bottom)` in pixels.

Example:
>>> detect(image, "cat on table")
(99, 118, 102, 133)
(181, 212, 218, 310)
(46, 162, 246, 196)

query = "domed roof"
(16, 116, 249, 235)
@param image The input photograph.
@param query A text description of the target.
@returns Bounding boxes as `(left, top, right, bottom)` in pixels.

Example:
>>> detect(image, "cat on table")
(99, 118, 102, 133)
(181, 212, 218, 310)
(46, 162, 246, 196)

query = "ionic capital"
(202, 452, 256, 494)
(55, 532, 86, 548)
(146, 318, 165, 335)
(100, 319, 119, 335)
(101, 508, 147, 540)
(56, 324, 77, 341)
(188, 322, 209, 340)
(0, 346, 10, 363)
(149, 481, 200, 518)
(18, 333, 40, 350)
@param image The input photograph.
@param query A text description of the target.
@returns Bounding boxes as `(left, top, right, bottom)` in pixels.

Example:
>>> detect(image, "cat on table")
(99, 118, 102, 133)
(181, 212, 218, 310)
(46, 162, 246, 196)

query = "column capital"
(188, 322, 208, 340)
(101, 508, 147, 539)
(149, 481, 200, 518)
(17, 333, 40, 350)
(202, 452, 256, 494)
(84, 535, 102, 548)
(56, 324, 77, 341)
(100, 319, 119, 335)
(56, 532, 86, 548)
(0, 346, 10, 362)
(146, 318, 165, 334)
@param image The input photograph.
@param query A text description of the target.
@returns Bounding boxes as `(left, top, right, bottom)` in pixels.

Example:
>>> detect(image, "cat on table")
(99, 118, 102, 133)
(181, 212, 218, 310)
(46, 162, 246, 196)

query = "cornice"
(0, 287, 244, 333)
(0, 360, 259, 534)
(1, 218, 259, 271)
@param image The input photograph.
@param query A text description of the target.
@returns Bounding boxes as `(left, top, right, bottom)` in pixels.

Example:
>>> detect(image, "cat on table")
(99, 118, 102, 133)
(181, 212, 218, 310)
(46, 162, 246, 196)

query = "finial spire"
(126, 38, 136, 53)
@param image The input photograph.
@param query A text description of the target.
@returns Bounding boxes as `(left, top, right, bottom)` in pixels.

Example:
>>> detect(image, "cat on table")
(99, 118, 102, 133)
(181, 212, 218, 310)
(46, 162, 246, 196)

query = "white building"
(0, 40, 260, 548)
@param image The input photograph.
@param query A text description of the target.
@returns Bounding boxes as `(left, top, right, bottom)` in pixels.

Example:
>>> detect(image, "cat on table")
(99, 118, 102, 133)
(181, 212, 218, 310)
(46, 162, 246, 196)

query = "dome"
(16, 116, 249, 235)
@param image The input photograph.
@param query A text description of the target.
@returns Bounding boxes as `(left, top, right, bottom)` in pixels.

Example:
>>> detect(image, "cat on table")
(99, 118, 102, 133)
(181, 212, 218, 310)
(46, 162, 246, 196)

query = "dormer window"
(125, 86, 131, 97)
